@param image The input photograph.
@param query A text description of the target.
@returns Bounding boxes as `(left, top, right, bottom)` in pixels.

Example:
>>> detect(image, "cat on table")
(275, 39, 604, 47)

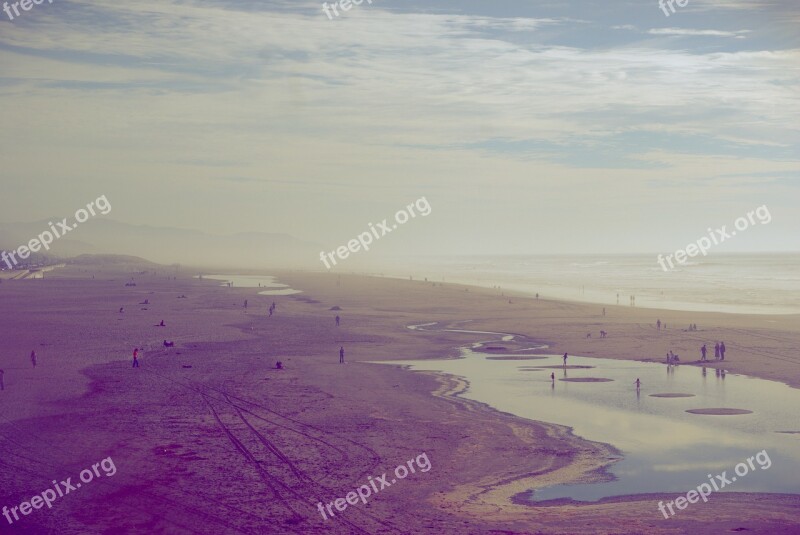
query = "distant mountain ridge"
(0, 218, 321, 269)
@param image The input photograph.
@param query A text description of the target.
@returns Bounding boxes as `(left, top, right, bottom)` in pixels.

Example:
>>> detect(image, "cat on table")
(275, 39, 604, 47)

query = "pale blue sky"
(1, 0, 798, 255)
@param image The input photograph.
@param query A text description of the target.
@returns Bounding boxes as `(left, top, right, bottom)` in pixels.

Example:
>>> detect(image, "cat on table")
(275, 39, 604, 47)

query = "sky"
(1, 0, 798, 257)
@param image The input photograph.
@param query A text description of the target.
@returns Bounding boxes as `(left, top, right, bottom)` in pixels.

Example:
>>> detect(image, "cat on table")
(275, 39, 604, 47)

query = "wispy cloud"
(1, 0, 798, 253)
(648, 28, 752, 38)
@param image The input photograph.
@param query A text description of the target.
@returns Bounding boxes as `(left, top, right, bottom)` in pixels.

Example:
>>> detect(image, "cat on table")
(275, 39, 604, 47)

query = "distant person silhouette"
(30, 350, 36, 368)
(701, 344, 707, 361)
(133, 348, 140, 368)
(563, 353, 568, 367)
(720, 341, 726, 360)
(634, 378, 641, 391)
(714, 342, 720, 360)
(339, 346, 345, 364)
(657, 319, 661, 331)
(335, 315, 340, 327)
(0, 369, 4, 390)
(550, 372, 555, 384)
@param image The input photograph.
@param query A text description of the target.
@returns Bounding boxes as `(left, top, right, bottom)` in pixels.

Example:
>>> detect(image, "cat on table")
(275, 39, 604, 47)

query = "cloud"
(0, 0, 798, 252)
(647, 28, 752, 37)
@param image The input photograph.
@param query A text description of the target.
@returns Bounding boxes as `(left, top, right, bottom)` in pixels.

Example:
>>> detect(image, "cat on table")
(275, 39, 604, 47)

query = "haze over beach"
(1, 0, 799, 534)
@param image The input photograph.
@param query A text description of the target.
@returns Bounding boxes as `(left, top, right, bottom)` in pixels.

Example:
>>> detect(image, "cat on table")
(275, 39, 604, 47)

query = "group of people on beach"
(700, 341, 726, 361)
(666, 350, 680, 365)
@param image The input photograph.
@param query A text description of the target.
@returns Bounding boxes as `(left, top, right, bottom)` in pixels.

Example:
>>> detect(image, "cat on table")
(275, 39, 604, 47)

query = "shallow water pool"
(382, 334, 800, 502)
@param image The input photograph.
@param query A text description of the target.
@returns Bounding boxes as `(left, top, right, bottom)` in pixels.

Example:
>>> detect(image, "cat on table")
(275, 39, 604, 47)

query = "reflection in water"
(198, 274, 302, 296)
(383, 348, 800, 502)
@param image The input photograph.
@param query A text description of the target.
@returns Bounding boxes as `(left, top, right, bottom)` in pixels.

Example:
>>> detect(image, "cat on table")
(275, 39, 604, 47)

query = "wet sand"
(0, 263, 798, 534)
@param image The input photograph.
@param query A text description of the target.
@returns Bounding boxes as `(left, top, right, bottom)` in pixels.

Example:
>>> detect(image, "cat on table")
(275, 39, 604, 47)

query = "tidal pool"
(383, 328, 800, 502)
(198, 274, 302, 295)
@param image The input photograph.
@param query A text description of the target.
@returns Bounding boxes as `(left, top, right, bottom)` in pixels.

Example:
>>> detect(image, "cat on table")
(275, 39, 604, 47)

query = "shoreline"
(1, 264, 798, 533)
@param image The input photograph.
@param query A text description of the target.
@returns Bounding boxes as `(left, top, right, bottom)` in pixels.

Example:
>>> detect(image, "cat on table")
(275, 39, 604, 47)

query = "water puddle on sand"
(198, 274, 302, 296)
(383, 326, 800, 502)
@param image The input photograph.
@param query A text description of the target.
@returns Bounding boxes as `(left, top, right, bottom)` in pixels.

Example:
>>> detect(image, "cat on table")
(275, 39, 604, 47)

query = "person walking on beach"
(132, 348, 140, 368)
(720, 341, 726, 360)
(335, 315, 340, 327)
(701, 344, 707, 361)
(714, 342, 720, 360)
(634, 378, 641, 391)
(657, 319, 661, 331)
(563, 353, 568, 367)
(550, 372, 555, 385)
(30, 350, 36, 368)
(339, 346, 345, 364)
(244, 299, 248, 309)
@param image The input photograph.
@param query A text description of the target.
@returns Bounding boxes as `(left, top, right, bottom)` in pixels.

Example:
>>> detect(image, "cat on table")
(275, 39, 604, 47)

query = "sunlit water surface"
(198, 274, 301, 295)
(382, 329, 800, 502)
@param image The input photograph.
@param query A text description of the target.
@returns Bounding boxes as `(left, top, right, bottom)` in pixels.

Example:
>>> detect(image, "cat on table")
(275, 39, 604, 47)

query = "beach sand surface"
(0, 264, 798, 534)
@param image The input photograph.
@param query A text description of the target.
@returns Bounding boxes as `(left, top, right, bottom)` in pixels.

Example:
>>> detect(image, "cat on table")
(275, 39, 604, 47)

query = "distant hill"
(0, 219, 321, 269)
(71, 254, 160, 266)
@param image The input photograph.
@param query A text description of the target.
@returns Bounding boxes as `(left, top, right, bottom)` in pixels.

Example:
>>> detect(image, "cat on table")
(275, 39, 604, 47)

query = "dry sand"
(0, 263, 798, 534)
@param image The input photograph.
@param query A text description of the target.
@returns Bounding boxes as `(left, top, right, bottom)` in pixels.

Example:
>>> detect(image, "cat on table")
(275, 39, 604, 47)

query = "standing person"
(720, 341, 726, 360)
(634, 378, 641, 391)
(335, 315, 340, 327)
(0, 368, 4, 390)
(132, 348, 140, 368)
(30, 350, 36, 368)
(701, 344, 707, 361)
(657, 319, 661, 331)
(244, 299, 248, 309)
(339, 346, 345, 364)
(550, 372, 555, 385)
(563, 353, 568, 367)
(714, 342, 720, 360)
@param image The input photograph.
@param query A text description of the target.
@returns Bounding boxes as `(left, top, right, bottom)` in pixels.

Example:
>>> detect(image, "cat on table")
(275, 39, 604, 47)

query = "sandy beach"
(0, 262, 797, 534)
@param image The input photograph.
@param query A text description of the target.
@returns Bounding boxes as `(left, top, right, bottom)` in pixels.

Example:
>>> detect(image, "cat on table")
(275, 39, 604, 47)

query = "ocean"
(375, 253, 800, 315)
